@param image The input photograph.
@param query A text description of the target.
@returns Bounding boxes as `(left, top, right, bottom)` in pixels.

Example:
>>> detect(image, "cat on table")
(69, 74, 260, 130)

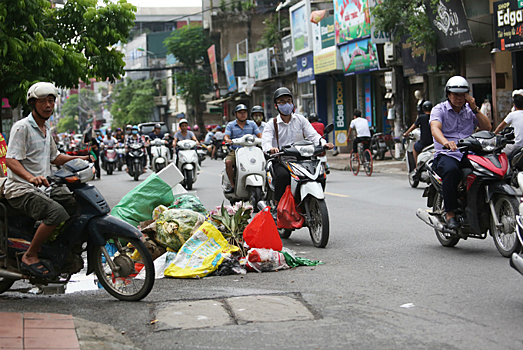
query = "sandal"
(21, 259, 53, 278)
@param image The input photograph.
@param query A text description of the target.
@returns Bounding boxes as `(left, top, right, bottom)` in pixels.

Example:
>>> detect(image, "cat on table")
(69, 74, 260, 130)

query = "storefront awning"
(207, 96, 231, 106)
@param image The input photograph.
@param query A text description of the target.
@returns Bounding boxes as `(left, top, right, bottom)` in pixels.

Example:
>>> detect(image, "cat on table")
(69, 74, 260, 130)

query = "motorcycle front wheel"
(307, 197, 329, 248)
(408, 171, 419, 188)
(93, 235, 154, 301)
(133, 163, 140, 181)
(184, 169, 193, 190)
(0, 276, 15, 294)
(433, 193, 460, 247)
(491, 194, 521, 257)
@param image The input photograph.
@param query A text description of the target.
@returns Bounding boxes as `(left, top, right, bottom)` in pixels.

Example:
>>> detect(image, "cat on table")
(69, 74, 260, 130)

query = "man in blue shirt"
(223, 104, 262, 193)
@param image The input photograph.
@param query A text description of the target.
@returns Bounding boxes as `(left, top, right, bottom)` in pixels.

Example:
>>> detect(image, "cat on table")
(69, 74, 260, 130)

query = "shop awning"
(207, 96, 231, 106)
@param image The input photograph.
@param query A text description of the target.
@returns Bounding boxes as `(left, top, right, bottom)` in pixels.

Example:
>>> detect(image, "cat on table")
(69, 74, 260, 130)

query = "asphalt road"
(1, 158, 523, 350)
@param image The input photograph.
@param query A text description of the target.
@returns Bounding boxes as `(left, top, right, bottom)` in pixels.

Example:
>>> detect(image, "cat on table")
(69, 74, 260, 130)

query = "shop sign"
(368, 0, 391, 44)
(339, 38, 380, 75)
(297, 52, 315, 84)
(332, 76, 348, 147)
(313, 46, 342, 74)
(249, 48, 270, 81)
(494, 0, 523, 51)
(425, 0, 473, 52)
(223, 54, 237, 92)
(207, 45, 218, 85)
(290, 0, 313, 57)
(400, 35, 437, 77)
(333, 0, 371, 45)
(320, 16, 336, 49)
(364, 76, 372, 125)
(282, 35, 297, 73)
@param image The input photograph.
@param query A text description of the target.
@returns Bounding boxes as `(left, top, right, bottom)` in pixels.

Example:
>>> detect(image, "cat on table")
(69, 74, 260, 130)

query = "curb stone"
(75, 317, 142, 350)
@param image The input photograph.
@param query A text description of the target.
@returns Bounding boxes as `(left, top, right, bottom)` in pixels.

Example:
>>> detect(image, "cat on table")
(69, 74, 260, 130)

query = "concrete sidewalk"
(327, 151, 407, 174)
(0, 312, 140, 350)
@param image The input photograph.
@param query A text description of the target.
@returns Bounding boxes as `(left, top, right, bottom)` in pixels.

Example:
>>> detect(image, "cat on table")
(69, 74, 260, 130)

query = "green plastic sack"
(281, 248, 324, 268)
(169, 194, 207, 214)
(155, 209, 206, 251)
(111, 173, 175, 227)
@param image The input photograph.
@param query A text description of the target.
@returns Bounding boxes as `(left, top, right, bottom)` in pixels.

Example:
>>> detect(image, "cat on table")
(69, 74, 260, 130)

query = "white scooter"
(221, 135, 266, 208)
(176, 139, 199, 190)
(150, 138, 172, 173)
(406, 129, 435, 188)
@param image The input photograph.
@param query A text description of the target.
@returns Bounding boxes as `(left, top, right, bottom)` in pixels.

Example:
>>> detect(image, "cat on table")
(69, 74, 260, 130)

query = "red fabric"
(0, 133, 7, 176)
(277, 186, 305, 229)
(311, 122, 325, 136)
(243, 206, 282, 251)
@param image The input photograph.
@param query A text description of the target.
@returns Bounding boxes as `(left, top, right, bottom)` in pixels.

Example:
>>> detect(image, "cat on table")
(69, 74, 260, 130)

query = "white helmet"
(445, 76, 469, 95)
(179, 118, 188, 125)
(27, 82, 58, 103)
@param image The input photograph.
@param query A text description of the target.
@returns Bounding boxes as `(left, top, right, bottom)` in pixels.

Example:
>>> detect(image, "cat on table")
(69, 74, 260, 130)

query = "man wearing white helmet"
(4, 82, 92, 278)
(430, 76, 491, 230)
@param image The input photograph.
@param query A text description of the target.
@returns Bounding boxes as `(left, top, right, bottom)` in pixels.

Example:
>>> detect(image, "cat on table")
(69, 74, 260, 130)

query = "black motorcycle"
(127, 143, 146, 181)
(0, 159, 154, 301)
(213, 139, 229, 160)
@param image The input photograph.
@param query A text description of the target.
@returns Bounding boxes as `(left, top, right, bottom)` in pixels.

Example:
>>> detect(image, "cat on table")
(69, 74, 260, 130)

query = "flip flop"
(21, 259, 53, 278)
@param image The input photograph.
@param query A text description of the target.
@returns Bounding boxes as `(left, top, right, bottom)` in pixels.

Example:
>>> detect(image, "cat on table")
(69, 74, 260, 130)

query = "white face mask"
(278, 103, 294, 116)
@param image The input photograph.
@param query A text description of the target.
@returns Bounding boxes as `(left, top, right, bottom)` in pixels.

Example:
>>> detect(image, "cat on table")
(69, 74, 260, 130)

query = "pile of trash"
(111, 164, 323, 279)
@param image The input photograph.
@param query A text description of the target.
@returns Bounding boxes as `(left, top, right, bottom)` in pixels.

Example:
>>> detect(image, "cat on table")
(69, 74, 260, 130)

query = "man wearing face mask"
(251, 105, 266, 134)
(262, 87, 334, 202)
(430, 76, 491, 230)
(4, 82, 91, 278)
(223, 104, 262, 193)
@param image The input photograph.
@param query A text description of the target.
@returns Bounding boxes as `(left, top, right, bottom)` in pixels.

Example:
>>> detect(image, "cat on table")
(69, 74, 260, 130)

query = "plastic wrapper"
(153, 205, 169, 220)
(169, 194, 207, 214)
(281, 247, 324, 267)
(246, 248, 289, 273)
(155, 209, 206, 251)
(164, 222, 240, 278)
(210, 254, 246, 276)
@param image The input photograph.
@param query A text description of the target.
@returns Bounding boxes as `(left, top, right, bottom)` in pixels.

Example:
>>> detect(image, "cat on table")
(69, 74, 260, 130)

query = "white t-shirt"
(504, 110, 523, 147)
(350, 117, 371, 137)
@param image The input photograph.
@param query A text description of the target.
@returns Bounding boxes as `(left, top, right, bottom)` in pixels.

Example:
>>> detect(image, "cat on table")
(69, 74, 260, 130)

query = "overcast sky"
(104, 0, 202, 7)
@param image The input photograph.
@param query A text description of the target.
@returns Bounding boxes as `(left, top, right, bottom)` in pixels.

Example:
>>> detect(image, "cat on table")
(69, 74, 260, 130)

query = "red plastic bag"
(243, 206, 282, 251)
(277, 186, 304, 229)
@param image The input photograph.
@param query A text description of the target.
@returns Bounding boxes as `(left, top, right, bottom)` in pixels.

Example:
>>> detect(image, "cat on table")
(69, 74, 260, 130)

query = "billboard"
(425, 0, 473, 51)
(297, 52, 315, 84)
(282, 35, 297, 73)
(339, 38, 379, 75)
(494, 0, 523, 51)
(290, 0, 313, 57)
(333, 0, 371, 45)
(249, 48, 270, 81)
(223, 54, 237, 92)
(207, 45, 218, 85)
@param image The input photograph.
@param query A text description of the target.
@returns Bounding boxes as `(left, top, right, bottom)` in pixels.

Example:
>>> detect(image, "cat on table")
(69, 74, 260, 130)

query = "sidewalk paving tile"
(24, 319, 75, 329)
(23, 313, 73, 320)
(24, 328, 79, 339)
(24, 337, 80, 349)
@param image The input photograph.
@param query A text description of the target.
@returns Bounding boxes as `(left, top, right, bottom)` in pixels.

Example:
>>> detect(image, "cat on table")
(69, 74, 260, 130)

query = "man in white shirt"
(262, 87, 334, 202)
(348, 109, 371, 151)
(494, 92, 523, 158)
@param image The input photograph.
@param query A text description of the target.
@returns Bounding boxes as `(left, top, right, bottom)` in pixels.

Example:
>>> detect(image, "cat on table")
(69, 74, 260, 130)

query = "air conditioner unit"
(384, 42, 395, 62)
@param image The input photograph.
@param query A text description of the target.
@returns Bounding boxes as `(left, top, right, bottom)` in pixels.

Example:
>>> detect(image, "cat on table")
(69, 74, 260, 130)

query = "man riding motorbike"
(251, 106, 266, 134)
(101, 130, 117, 168)
(262, 87, 334, 202)
(403, 100, 434, 164)
(430, 76, 491, 229)
(125, 125, 147, 173)
(224, 104, 262, 193)
(147, 123, 163, 167)
(114, 127, 125, 144)
(4, 82, 92, 278)
(211, 126, 224, 159)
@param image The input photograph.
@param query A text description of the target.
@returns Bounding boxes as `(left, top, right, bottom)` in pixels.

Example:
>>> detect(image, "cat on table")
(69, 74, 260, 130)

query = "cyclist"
(262, 87, 333, 202)
(348, 109, 371, 152)
(403, 100, 434, 164)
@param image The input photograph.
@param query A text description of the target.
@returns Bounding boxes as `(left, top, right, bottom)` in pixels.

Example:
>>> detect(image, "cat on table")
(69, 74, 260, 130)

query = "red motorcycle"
(416, 129, 521, 257)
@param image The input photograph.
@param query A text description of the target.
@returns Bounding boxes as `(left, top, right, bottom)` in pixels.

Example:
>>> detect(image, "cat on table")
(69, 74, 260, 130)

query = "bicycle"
(349, 140, 373, 176)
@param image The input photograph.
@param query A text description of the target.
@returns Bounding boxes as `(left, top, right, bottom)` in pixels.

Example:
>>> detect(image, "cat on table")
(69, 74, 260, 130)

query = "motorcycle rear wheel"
(93, 235, 154, 301)
(249, 186, 262, 212)
(307, 197, 329, 248)
(491, 194, 521, 258)
(433, 193, 460, 247)
(133, 163, 140, 181)
(107, 163, 113, 175)
(0, 276, 15, 294)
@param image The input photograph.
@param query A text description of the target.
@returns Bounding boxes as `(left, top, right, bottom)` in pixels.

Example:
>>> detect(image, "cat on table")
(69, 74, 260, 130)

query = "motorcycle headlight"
(245, 135, 255, 144)
(478, 137, 497, 151)
(295, 145, 315, 157)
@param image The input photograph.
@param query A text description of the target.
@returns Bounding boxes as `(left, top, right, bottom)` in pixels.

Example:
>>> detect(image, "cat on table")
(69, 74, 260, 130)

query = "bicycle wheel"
(349, 151, 360, 176)
(363, 149, 373, 176)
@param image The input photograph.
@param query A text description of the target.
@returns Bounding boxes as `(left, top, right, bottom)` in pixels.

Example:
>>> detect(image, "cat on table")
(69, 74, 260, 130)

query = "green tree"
(110, 79, 156, 127)
(256, 14, 289, 50)
(0, 0, 136, 119)
(56, 116, 78, 134)
(61, 88, 101, 128)
(164, 26, 213, 132)
(372, 0, 438, 51)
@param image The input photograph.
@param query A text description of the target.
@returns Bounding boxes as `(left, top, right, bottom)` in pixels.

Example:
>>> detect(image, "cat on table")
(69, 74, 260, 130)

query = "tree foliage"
(0, 0, 136, 109)
(372, 0, 438, 51)
(164, 25, 213, 132)
(110, 79, 156, 128)
(256, 14, 289, 50)
(56, 116, 78, 134)
(61, 88, 101, 124)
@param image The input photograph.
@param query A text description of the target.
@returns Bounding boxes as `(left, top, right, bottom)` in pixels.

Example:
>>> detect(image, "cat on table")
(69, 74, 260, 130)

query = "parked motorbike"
(261, 124, 334, 248)
(369, 126, 391, 160)
(213, 139, 229, 160)
(406, 129, 435, 188)
(176, 140, 199, 190)
(221, 135, 266, 208)
(150, 138, 171, 173)
(416, 129, 521, 257)
(115, 143, 126, 171)
(127, 143, 146, 181)
(102, 146, 117, 175)
(0, 159, 154, 301)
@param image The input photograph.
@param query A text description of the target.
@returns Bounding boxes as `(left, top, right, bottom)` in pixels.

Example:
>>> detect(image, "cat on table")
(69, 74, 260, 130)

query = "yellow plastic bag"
(164, 222, 239, 278)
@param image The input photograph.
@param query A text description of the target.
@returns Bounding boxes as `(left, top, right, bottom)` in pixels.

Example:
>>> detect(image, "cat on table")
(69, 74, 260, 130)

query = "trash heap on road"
(111, 164, 323, 279)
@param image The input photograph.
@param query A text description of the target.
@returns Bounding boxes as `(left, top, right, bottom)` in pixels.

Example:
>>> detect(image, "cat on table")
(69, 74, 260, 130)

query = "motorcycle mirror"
(324, 124, 335, 134)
